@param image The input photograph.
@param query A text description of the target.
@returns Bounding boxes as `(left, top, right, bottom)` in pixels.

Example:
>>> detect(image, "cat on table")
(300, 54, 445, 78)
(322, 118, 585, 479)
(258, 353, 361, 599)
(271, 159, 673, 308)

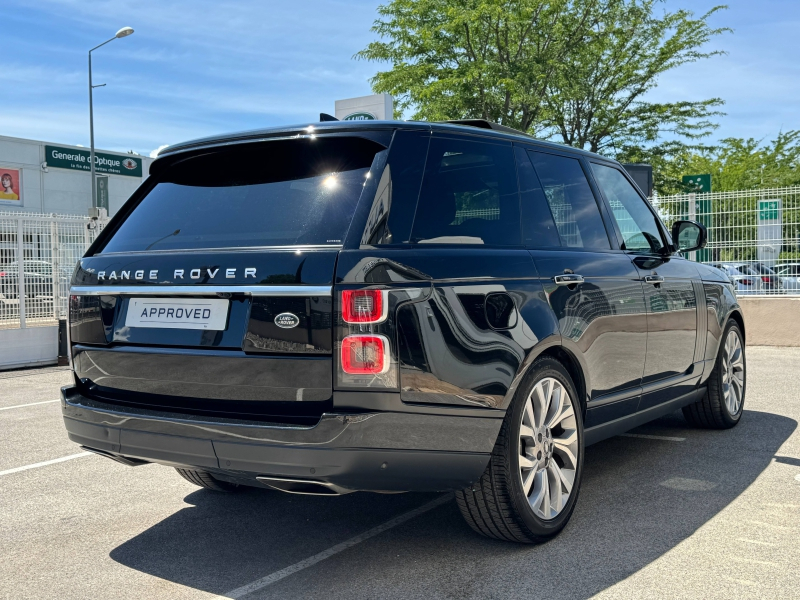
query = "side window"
(591, 163, 665, 254)
(527, 151, 610, 249)
(515, 146, 560, 247)
(409, 138, 521, 246)
(361, 130, 429, 246)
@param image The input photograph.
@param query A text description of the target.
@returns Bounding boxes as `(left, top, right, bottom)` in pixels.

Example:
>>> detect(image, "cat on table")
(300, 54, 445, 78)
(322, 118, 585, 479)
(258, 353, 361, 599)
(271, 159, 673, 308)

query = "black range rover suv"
(63, 120, 745, 543)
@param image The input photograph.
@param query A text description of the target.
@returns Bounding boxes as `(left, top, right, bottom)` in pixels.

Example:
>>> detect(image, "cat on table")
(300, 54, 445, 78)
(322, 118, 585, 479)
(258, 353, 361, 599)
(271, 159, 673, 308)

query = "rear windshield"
(100, 136, 385, 253)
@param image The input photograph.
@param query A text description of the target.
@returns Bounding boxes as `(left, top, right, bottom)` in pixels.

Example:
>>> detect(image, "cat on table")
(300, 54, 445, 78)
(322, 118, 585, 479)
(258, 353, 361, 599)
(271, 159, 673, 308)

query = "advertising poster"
(0, 167, 22, 203)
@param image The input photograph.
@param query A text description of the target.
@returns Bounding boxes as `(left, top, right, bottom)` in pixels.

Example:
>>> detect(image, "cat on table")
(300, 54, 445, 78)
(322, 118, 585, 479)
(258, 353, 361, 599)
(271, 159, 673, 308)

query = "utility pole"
(89, 27, 134, 208)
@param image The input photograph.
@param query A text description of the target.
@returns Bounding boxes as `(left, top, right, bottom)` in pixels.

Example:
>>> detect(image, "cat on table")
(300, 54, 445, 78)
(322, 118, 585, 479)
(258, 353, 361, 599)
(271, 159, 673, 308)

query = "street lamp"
(89, 27, 134, 210)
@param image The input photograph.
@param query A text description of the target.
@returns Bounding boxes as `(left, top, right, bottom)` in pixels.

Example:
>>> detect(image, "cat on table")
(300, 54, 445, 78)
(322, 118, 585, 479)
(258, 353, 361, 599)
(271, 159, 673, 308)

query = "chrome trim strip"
(96, 244, 341, 256)
(69, 285, 332, 297)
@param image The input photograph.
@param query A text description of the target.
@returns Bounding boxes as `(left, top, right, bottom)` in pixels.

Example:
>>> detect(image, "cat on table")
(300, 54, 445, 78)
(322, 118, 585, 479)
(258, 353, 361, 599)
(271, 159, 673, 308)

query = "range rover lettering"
(62, 120, 745, 543)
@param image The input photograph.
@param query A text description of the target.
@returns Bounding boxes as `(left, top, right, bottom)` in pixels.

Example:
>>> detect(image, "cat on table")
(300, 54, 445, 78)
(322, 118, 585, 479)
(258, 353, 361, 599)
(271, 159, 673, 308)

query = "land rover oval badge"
(274, 312, 300, 329)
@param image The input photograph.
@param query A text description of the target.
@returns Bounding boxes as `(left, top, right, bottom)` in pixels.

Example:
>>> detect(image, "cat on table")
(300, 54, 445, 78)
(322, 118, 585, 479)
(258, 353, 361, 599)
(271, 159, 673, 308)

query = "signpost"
(95, 175, 109, 211)
(757, 199, 782, 268)
(45, 145, 142, 177)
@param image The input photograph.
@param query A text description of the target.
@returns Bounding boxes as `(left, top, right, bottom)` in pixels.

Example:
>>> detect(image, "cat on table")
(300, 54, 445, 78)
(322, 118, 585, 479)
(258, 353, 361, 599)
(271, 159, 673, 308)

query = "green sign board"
(682, 174, 711, 193)
(342, 112, 376, 121)
(95, 175, 109, 211)
(45, 145, 143, 177)
(678, 196, 712, 262)
(758, 200, 780, 221)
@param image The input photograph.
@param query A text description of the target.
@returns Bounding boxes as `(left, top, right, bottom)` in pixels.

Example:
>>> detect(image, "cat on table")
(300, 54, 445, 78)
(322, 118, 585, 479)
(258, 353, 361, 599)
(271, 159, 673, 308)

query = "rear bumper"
(61, 386, 502, 492)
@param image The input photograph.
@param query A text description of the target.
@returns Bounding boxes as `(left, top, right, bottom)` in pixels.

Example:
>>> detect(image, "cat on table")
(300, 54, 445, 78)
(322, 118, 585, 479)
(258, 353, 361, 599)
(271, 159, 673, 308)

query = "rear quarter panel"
(334, 248, 561, 412)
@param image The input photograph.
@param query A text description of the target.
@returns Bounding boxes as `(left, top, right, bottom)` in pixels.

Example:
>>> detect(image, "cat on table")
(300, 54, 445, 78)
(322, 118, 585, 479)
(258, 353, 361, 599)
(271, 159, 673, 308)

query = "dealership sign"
(343, 112, 376, 121)
(45, 145, 143, 177)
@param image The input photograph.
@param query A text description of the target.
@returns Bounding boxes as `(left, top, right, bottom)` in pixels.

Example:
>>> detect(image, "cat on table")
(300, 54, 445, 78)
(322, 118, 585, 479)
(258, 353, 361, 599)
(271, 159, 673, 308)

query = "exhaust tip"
(256, 476, 351, 496)
(80, 446, 149, 467)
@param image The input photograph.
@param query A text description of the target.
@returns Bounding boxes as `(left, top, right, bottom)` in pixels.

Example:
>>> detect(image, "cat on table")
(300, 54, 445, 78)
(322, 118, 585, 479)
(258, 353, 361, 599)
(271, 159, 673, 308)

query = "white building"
(0, 134, 153, 217)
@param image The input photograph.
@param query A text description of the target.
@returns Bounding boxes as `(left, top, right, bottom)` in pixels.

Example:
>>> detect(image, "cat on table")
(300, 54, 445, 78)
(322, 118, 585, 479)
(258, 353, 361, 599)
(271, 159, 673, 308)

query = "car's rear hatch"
(69, 132, 388, 424)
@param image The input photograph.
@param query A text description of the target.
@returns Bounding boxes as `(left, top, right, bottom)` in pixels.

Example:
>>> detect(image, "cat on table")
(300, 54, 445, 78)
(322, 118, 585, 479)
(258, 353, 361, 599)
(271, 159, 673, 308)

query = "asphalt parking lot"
(1, 347, 799, 600)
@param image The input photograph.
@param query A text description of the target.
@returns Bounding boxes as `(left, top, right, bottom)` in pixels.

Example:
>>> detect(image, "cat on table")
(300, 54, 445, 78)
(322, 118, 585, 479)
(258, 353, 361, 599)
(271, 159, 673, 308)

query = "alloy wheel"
(721, 329, 745, 415)
(518, 377, 578, 520)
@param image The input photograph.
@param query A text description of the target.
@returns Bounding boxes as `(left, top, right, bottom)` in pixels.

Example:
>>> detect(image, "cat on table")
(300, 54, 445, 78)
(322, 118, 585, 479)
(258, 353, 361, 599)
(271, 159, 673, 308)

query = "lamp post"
(89, 26, 134, 209)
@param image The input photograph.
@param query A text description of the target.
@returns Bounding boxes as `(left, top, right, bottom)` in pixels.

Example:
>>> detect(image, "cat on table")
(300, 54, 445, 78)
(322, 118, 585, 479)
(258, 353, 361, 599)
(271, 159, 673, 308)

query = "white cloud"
(150, 144, 169, 158)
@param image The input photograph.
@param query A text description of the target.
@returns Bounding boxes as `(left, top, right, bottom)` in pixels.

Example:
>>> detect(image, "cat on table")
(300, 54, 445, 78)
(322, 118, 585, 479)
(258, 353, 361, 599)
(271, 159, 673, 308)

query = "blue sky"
(3, 0, 798, 156)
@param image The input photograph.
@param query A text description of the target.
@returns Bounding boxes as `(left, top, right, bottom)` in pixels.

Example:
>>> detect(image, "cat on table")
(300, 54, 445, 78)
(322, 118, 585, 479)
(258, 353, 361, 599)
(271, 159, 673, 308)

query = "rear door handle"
(554, 274, 585, 286)
(644, 275, 665, 284)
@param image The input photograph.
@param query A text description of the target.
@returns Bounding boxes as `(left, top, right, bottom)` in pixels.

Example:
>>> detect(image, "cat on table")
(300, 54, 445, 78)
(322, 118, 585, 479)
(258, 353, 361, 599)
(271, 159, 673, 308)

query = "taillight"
(336, 288, 398, 389)
(740, 278, 753, 285)
(340, 335, 390, 375)
(761, 276, 772, 284)
(342, 289, 387, 323)
(0, 271, 6, 277)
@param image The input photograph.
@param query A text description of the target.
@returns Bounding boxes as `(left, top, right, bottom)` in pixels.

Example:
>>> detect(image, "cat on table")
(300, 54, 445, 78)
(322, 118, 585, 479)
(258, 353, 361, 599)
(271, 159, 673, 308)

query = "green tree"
(620, 131, 800, 194)
(622, 133, 800, 263)
(357, 0, 603, 133)
(357, 0, 729, 152)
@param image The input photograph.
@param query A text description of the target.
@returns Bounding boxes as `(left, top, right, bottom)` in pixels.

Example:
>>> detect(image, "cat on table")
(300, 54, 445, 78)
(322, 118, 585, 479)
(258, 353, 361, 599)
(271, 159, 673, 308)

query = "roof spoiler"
(441, 119, 532, 138)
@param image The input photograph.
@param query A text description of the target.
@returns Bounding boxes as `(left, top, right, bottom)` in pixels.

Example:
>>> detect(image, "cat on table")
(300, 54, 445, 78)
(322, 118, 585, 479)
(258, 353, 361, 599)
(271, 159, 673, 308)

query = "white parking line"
(619, 433, 686, 442)
(0, 399, 59, 411)
(730, 556, 781, 567)
(212, 494, 452, 599)
(0, 452, 92, 477)
(738, 538, 777, 547)
(747, 520, 796, 531)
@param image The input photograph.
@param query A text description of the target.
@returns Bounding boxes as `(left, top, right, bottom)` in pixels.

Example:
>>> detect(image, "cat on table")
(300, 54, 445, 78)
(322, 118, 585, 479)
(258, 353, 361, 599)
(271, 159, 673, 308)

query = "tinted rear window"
(358, 134, 521, 247)
(100, 137, 385, 253)
(409, 138, 520, 245)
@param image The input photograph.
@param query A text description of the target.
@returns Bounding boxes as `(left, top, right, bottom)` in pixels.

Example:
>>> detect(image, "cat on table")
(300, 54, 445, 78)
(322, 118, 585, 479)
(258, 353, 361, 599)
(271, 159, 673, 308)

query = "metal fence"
(1, 185, 797, 331)
(652, 186, 800, 296)
(0, 212, 107, 329)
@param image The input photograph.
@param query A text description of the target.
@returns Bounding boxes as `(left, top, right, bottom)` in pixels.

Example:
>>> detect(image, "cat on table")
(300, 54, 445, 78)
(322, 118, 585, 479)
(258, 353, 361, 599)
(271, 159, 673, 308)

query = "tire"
(682, 318, 745, 429)
(456, 356, 584, 543)
(175, 468, 241, 492)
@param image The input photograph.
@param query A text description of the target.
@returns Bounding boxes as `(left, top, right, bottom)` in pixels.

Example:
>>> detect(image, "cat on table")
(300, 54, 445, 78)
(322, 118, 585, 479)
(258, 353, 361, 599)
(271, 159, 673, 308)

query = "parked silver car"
(748, 262, 784, 294)
(710, 263, 765, 295)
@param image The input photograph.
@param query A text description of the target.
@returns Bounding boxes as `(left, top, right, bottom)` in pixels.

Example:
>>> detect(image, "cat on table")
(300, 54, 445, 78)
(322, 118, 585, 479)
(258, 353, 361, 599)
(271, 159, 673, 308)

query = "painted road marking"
(212, 494, 452, 599)
(619, 433, 686, 442)
(738, 538, 777, 547)
(747, 520, 795, 531)
(0, 452, 92, 477)
(730, 556, 781, 567)
(0, 399, 59, 411)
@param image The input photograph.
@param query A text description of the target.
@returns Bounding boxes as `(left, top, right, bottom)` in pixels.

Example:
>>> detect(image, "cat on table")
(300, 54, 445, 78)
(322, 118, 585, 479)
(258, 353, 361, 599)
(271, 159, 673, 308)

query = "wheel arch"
(537, 346, 588, 418)
(503, 341, 589, 419)
(728, 308, 745, 344)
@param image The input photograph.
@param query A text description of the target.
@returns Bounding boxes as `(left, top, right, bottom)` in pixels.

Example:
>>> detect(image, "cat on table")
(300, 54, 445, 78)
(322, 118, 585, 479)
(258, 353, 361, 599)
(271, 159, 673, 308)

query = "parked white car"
(774, 262, 800, 294)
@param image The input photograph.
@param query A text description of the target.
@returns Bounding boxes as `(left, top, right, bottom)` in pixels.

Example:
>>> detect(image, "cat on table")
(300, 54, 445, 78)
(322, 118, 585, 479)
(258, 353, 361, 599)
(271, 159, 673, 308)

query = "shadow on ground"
(110, 408, 796, 599)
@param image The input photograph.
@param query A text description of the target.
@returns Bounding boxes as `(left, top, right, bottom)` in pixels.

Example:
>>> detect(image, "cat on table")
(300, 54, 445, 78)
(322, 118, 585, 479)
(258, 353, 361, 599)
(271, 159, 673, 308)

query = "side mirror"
(671, 220, 707, 253)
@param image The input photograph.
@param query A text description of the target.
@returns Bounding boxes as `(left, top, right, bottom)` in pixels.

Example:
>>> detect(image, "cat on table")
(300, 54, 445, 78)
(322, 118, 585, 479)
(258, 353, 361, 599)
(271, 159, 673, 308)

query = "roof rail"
(440, 119, 533, 138)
